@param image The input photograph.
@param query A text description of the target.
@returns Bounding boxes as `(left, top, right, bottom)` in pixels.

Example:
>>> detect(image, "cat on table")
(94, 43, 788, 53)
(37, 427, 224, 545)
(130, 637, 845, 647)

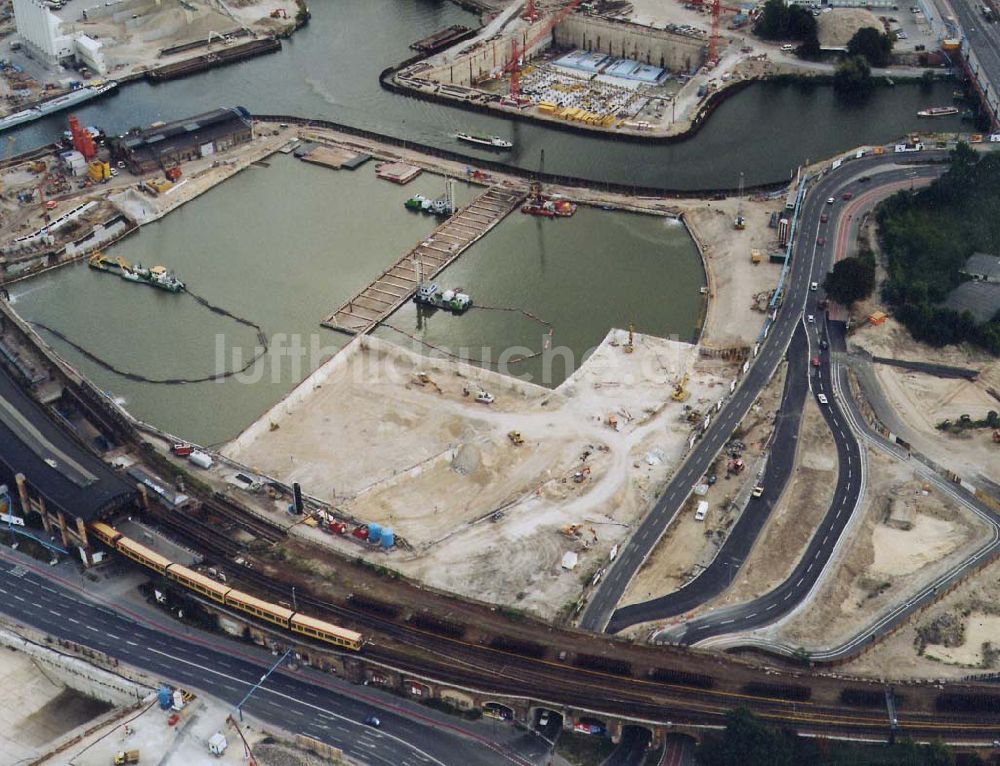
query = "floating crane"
(503, 0, 585, 105)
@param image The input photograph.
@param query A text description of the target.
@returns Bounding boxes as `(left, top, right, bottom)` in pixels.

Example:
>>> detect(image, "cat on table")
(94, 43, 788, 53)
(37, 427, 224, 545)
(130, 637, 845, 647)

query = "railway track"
(202, 493, 287, 544)
(110, 513, 1000, 739)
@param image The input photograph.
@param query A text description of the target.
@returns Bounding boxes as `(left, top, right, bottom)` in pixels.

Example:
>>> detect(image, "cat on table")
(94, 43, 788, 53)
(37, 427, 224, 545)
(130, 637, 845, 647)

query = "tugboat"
(455, 132, 513, 150)
(413, 281, 472, 313)
(917, 106, 960, 117)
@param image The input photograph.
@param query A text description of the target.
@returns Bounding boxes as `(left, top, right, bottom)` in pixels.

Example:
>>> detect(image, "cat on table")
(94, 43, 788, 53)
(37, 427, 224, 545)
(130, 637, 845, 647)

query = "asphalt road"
(581, 154, 948, 634)
(0, 549, 541, 766)
(951, 0, 1000, 102)
(606, 324, 810, 633)
(602, 725, 651, 766)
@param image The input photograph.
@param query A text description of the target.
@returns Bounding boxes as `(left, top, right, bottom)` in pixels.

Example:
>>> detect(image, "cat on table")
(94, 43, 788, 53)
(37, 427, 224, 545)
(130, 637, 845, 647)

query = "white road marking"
(146, 649, 447, 766)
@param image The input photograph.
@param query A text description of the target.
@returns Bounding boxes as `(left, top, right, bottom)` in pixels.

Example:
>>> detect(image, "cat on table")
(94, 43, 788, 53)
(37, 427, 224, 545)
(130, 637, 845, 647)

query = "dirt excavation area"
(842, 555, 1000, 680)
(680, 197, 790, 349)
(225, 331, 736, 619)
(850, 317, 1000, 487)
(61, 0, 297, 75)
(816, 9, 883, 49)
(760, 447, 992, 652)
(616, 358, 788, 618)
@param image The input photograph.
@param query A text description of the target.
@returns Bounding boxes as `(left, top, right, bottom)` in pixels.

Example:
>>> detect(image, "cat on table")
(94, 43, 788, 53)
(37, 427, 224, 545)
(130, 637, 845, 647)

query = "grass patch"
(556, 732, 616, 766)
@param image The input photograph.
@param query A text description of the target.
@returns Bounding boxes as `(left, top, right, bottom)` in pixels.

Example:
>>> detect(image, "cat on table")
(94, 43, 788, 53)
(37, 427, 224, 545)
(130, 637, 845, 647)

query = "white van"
(780, 43, 795, 51)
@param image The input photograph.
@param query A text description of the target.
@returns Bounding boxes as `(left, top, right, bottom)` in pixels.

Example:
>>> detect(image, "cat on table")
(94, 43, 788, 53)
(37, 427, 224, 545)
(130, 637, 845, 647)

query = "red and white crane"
(503, 0, 585, 103)
(687, 0, 743, 65)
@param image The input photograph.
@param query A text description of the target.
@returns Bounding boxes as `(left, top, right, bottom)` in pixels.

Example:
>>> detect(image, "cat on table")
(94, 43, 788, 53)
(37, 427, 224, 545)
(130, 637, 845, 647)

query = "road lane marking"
(147, 649, 447, 766)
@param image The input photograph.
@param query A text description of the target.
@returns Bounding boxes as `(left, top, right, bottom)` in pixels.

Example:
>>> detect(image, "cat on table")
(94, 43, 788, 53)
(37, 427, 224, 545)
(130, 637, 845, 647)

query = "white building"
(12, 0, 107, 74)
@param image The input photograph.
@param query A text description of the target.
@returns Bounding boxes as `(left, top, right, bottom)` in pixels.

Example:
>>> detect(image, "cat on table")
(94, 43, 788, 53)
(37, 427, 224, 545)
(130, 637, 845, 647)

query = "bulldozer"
(507, 430, 524, 446)
(560, 523, 582, 537)
(672, 374, 690, 403)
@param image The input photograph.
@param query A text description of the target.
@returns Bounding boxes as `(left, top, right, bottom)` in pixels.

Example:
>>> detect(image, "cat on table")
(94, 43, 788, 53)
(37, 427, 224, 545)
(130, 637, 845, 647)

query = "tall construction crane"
(687, 0, 743, 65)
(503, 0, 585, 103)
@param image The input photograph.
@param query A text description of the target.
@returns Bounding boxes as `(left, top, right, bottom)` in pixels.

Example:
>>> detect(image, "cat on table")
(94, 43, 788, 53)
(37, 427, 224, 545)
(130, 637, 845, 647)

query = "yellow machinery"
(507, 431, 524, 446)
(672, 374, 690, 402)
(624, 322, 635, 354)
(87, 160, 111, 182)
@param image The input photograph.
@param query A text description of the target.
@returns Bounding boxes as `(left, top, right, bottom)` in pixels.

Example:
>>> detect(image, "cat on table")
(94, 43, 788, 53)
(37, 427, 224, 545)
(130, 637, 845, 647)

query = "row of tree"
(696, 708, 978, 765)
(877, 145, 1000, 355)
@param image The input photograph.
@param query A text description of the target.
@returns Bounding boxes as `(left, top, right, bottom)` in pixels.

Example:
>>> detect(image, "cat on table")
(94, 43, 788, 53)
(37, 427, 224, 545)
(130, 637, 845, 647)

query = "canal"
(10, 156, 704, 444)
(7, 1, 965, 191)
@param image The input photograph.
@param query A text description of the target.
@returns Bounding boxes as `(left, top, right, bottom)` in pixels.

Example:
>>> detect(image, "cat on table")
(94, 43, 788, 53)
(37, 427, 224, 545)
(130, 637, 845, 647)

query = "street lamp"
(234, 647, 292, 722)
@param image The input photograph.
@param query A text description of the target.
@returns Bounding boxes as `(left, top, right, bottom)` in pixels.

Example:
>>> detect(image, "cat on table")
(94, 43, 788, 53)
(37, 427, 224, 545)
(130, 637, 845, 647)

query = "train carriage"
(89, 521, 123, 548)
(290, 613, 364, 651)
(116, 536, 173, 575)
(167, 564, 231, 604)
(225, 589, 294, 628)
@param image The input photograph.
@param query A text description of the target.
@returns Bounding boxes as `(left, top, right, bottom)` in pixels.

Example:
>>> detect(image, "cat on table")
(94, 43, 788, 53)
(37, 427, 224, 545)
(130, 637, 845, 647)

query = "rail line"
(135, 514, 1000, 738)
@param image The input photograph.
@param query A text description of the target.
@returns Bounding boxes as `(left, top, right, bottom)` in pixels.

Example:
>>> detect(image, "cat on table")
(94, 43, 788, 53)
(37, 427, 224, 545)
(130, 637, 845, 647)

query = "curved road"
(583, 154, 950, 635)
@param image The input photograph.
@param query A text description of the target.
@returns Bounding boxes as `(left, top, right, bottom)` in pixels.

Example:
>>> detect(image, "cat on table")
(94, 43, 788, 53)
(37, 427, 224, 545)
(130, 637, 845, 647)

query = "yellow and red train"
(90, 522, 364, 652)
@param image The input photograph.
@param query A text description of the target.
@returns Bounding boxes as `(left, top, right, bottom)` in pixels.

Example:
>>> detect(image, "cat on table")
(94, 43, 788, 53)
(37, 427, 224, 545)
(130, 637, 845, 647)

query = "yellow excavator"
(672, 374, 690, 402)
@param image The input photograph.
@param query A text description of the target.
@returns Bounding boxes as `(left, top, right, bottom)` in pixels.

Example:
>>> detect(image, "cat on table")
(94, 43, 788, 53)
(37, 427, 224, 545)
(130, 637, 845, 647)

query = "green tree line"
(877, 144, 1000, 354)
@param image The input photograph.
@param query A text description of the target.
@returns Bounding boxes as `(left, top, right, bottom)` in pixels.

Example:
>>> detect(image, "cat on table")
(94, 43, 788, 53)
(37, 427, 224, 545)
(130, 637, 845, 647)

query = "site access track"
(323, 184, 525, 335)
(580, 152, 954, 635)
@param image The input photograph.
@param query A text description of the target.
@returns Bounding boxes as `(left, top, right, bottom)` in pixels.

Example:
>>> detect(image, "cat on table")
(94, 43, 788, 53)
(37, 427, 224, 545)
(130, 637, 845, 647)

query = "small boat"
(413, 281, 472, 313)
(522, 198, 577, 218)
(917, 106, 960, 117)
(455, 131, 513, 150)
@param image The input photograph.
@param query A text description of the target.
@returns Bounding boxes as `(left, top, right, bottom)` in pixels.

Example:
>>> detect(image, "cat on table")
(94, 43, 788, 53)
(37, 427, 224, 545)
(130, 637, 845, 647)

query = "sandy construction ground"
(763, 447, 992, 651)
(842, 555, 1000, 680)
(816, 9, 883, 49)
(850, 318, 1000, 486)
(681, 197, 789, 349)
(225, 331, 734, 618)
(61, 0, 297, 76)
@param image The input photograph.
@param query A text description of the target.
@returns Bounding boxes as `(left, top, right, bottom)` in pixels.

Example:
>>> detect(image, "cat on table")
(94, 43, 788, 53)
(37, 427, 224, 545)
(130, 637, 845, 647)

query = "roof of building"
(944, 280, 1000, 323)
(0, 362, 134, 522)
(119, 106, 251, 163)
(963, 252, 1000, 280)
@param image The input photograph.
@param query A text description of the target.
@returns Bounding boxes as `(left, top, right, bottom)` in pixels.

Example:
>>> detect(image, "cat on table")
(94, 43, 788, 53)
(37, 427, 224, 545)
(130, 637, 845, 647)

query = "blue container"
(367, 523, 382, 544)
(380, 528, 394, 549)
(158, 686, 172, 710)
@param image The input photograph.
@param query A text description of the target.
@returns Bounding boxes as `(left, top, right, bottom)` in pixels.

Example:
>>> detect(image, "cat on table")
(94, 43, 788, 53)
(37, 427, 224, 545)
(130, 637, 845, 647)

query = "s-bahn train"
(90, 522, 364, 652)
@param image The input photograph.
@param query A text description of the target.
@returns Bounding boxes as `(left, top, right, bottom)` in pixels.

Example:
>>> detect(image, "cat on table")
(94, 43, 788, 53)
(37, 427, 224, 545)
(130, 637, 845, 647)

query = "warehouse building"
(0, 360, 135, 564)
(114, 106, 254, 174)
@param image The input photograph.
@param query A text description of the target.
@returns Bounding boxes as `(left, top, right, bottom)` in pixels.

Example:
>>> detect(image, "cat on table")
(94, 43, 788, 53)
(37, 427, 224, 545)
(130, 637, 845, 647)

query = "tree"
(797, 33, 821, 59)
(755, 0, 817, 42)
(697, 708, 795, 766)
(833, 55, 873, 97)
(824, 257, 875, 306)
(847, 26, 894, 67)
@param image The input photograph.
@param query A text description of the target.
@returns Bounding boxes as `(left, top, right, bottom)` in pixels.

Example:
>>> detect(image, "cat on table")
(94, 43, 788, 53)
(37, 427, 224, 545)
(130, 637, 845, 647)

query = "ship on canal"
(916, 106, 959, 117)
(455, 132, 513, 150)
(413, 281, 471, 312)
(0, 81, 119, 133)
(87, 252, 185, 293)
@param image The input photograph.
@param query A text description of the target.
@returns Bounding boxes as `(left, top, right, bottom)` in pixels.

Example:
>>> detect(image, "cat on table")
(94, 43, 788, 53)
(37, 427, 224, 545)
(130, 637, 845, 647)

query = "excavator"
(672, 374, 690, 402)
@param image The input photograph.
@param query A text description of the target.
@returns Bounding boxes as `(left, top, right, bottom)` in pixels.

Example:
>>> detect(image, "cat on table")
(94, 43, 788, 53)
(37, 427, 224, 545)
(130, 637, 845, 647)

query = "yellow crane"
(672, 374, 690, 402)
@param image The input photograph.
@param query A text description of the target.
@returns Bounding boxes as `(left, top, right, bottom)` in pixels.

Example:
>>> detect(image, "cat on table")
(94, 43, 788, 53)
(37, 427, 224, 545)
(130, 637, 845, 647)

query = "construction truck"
(507, 431, 524, 446)
(113, 751, 140, 765)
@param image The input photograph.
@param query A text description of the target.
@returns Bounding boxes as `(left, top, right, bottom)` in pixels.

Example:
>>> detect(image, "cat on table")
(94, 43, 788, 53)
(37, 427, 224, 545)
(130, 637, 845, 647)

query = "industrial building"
(11, 0, 107, 73)
(114, 106, 254, 175)
(0, 360, 135, 564)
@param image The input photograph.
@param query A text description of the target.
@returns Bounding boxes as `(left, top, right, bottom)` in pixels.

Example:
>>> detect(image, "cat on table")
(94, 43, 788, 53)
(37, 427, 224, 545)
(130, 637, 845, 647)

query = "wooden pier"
(322, 184, 525, 335)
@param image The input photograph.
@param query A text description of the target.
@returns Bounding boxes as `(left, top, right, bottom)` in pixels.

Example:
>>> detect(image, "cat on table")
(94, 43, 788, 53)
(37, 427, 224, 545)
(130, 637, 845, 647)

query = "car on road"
(807, 314, 815, 323)
(752, 484, 764, 497)
(816, 236, 826, 246)
(364, 715, 381, 728)
(819, 338, 829, 350)
(817, 393, 829, 404)
(826, 196, 835, 204)
(820, 212, 829, 222)
(811, 356, 821, 367)
(810, 281, 818, 291)
(539, 712, 550, 728)
(858, 175, 871, 183)
(842, 191, 854, 200)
